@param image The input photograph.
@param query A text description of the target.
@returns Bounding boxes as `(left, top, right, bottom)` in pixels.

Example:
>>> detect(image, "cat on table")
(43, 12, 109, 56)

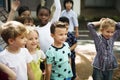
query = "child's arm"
(7, 0, 20, 21)
(75, 27, 79, 38)
(51, 0, 61, 23)
(90, 18, 106, 27)
(27, 63, 34, 80)
(70, 43, 77, 51)
(0, 63, 16, 80)
(46, 64, 52, 80)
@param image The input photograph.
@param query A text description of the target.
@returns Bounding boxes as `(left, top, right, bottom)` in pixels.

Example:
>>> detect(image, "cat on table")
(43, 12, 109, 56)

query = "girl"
(36, 0, 61, 53)
(26, 27, 46, 80)
(87, 18, 120, 80)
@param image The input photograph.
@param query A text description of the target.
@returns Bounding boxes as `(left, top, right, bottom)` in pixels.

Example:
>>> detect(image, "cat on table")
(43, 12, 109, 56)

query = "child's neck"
(28, 48, 36, 55)
(66, 8, 71, 12)
(7, 46, 20, 54)
(53, 42, 63, 48)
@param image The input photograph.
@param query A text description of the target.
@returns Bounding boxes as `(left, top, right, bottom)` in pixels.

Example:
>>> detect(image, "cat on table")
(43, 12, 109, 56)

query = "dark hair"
(18, 6, 30, 16)
(59, 16, 69, 24)
(15, 16, 34, 24)
(36, 4, 51, 16)
(63, 0, 74, 9)
(50, 21, 67, 34)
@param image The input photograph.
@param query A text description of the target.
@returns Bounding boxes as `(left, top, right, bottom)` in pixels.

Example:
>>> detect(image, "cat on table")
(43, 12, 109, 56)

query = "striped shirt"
(87, 23, 120, 71)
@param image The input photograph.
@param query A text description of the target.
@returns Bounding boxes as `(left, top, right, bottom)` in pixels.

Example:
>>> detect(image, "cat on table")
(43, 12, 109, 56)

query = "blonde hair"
(100, 18, 116, 30)
(26, 27, 40, 49)
(1, 21, 27, 44)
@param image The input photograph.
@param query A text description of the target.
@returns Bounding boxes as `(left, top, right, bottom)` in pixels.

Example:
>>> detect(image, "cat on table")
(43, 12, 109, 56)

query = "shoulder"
(0, 49, 6, 56)
(64, 42, 69, 47)
(61, 10, 66, 14)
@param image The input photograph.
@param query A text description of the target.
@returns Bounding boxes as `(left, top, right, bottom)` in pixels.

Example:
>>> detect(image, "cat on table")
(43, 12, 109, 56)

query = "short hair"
(63, 0, 74, 9)
(1, 21, 27, 44)
(36, 5, 51, 16)
(18, 6, 30, 16)
(59, 16, 69, 24)
(50, 21, 67, 34)
(100, 18, 116, 30)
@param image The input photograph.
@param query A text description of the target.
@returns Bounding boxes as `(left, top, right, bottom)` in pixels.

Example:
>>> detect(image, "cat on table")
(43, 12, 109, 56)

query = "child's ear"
(8, 38, 14, 45)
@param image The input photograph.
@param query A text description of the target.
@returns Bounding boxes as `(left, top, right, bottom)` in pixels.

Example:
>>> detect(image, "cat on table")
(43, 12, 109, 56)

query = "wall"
(116, 0, 120, 12)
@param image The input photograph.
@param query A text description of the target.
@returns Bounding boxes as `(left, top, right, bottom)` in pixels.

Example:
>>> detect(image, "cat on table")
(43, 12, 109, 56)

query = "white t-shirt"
(36, 22, 54, 53)
(0, 48, 33, 80)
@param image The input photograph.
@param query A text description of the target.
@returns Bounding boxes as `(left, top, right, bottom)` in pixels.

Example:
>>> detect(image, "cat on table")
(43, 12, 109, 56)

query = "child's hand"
(99, 18, 106, 24)
(11, 0, 20, 11)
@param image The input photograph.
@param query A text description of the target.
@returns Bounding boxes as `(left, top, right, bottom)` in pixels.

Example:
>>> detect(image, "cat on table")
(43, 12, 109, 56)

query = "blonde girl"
(26, 27, 46, 80)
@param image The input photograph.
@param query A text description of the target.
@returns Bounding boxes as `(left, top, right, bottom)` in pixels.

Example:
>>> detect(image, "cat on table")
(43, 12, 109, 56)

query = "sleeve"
(72, 12, 79, 27)
(46, 50, 54, 64)
(71, 33, 77, 44)
(51, 0, 61, 23)
(40, 50, 46, 59)
(24, 48, 33, 63)
(87, 22, 101, 42)
(113, 22, 120, 41)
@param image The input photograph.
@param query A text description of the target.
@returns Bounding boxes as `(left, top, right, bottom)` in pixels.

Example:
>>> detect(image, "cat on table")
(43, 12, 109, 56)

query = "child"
(18, 5, 31, 17)
(26, 27, 46, 80)
(36, 0, 61, 53)
(7, 0, 31, 21)
(0, 63, 16, 80)
(0, 21, 34, 80)
(59, 16, 77, 80)
(15, 16, 35, 27)
(61, 0, 79, 38)
(46, 21, 73, 80)
(87, 18, 120, 80)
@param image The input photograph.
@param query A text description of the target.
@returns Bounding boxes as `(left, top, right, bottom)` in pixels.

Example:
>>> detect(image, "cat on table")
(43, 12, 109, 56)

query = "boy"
(0, 21, 34, 80)
(46, 21, 73, 80)
(59, 16, 77, 80)
(61, 0, 79, 38)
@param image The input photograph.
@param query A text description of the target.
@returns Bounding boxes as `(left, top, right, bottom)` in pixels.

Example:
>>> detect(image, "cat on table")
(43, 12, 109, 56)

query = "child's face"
(24, 20, 34, 26)
(10, 34, 27, 48)
(37, 9, 50, 26)
(20, 10, 31, 17)
(65, 2, 72, 10)
(51, 27, 67, 44)
(101, 26, 115, 39)
(26, 31, 39, 50)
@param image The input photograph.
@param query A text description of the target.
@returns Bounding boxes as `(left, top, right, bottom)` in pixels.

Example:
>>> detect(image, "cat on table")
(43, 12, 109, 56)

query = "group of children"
(0, 0, 78, 80)
(0, 0, 120, 80)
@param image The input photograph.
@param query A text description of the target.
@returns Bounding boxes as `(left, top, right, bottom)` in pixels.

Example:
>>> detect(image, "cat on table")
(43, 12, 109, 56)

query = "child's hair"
(63, 0, 74, 9)
(100, 18, 116, 30)
(50, 21, 67, 34)
(15, 16, 34, 25)
(26, 27, 39, 36)
(1, 21, 27, 44)
(36, 5, 51, 16)
(18, 6, 30, 16)
(59, 16, 69, 24)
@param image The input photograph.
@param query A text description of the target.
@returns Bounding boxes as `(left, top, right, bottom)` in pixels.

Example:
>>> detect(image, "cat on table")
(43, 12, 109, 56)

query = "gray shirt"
(87, 23, 120, 71)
